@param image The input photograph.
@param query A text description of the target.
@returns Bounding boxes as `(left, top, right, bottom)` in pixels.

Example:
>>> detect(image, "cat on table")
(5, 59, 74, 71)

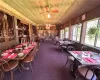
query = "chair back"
(1, 60, 11, 71)
(78, 66, 97, 80)
(81, 46, 88, 51)
(21, 37, 27, 44)
(67, 46, 75, 51)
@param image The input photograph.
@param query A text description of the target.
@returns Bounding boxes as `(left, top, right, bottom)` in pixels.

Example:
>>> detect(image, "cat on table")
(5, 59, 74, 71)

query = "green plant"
(65, 28, 68, 32)
(87, 27, 98, 39)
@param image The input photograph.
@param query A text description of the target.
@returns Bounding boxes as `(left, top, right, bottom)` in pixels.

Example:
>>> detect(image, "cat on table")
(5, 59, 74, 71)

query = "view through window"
(72, 24, 82, 42)
(77, 24, 82, 42)
(60, 29, 64, 39)
(65, 27, 69, 38)
(85, 19, 99, 46)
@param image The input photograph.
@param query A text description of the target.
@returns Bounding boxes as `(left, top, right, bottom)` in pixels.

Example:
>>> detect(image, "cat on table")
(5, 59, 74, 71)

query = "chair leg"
(29, 62, 33, 72)
(11, 71, 13, 80)
(21, 64, 29, 70)
(69, 62, 72, 71)
(63, 58, 69, 67)
(74, 70, 80, 80)
(1, 71, 8, 80)
(1, 72, 4, 80)
(18, 65, 22, 72)
(65, 59, 69, 65)
(61, 48, 63, 51)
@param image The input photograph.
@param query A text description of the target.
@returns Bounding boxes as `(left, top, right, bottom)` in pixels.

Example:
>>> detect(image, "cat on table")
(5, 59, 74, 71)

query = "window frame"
(95, 18, 100, 47)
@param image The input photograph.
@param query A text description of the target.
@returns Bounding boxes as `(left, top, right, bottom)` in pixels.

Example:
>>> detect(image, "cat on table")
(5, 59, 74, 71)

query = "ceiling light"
(48, 13, 51, 18)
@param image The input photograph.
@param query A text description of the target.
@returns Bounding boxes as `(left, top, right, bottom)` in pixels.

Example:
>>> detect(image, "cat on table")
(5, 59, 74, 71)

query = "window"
(96, 32, 100, 47)
(60, 30, 62, 39)
(85, 19, 99, 46)
(72, 24, 82, 41)
(65, 27, 69, 38)
(72, 25, 77, 41)
(60, 29, 64, 39)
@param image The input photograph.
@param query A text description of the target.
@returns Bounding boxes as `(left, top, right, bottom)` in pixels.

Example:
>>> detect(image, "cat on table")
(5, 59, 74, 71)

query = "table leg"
(71, 59, 79, 77)
(21, 64, 29, 70)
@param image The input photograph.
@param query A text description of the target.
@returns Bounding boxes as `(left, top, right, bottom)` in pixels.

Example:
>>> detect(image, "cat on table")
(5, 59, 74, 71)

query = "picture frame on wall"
(0, 10, 16, 42)
(0, 11, 5, 42)
(7, 14, 15, 41)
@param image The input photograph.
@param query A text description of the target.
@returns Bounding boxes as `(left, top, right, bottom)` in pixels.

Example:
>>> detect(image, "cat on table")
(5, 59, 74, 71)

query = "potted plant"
(87, 27, 99, 39)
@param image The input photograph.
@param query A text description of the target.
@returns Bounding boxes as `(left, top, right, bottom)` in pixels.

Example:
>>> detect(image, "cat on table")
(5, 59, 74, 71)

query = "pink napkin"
(4, 49, 14, 53)
(85, 51, 91, 54)
(83, 58, 97, 63)
(32, 42, 37, 46)
(2, 54, 11, 59)
(22, 49, 31, 54)
(97, 58, 100, 60)
(28, 46, 34, 49)
(16, 45, 22, 48)
(72, 51, 81, 54)
(8, 53, 17, 59)
(22, 42, 28, 45)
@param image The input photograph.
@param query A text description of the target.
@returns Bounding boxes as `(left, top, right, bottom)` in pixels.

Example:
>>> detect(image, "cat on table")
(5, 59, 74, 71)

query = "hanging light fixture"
(48, 13, 51, 18)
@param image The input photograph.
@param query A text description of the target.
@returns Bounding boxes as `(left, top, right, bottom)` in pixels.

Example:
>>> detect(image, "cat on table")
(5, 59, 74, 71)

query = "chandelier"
(46, 24, 51, 29)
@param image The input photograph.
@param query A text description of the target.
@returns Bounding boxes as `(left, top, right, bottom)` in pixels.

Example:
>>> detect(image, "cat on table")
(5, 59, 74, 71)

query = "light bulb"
(48, 13, 51, 18)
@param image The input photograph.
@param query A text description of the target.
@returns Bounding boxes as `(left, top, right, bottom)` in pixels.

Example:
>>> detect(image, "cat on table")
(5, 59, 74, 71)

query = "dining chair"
(33, 42, 39, 52)
(81, 46, 88, 51)
(60, 44, 67, 52)
(88, 66, 100, 80)
(21, 37, 27, 44)
(30, 42, 38, 60)
(4, 46, 10, 51)
(67, 46, 75, 51)
(66, 46, 75, 71)
(22, 53, 34, 72)
(0, 60, 19, 80)
(75, 66, 97, 80)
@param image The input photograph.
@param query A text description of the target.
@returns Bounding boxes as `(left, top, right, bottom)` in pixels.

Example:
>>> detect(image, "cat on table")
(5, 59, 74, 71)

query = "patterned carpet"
(6, 40, 74, 80)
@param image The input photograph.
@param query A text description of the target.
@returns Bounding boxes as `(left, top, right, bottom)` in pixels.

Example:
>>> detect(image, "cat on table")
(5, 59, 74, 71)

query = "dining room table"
(68, 51, 100, 76)
(59, 40, 74, 51)
(69, 51, 100, 65)
(59, 40, 72, 44)
(0, 42, 36, 66)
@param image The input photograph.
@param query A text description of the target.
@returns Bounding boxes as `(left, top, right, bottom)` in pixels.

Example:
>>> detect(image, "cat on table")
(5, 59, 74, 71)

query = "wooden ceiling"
(0, 0, 100, 26)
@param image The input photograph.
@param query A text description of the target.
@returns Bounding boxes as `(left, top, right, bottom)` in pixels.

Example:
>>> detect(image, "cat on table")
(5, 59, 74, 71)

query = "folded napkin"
(22, 49, 31, 54)
(2, 53, 9, 56)
(4, 49, 14, 53)
(28, 46, 34, 49)
(8, 53, 17, 59)
(85, 51, 91, 54)
(83, 58, 97, 63)
(16, 45, 22, 48)
(2, 54, 11, 59)
(72, 51, 81, 54)
(32, 42, 37, 46)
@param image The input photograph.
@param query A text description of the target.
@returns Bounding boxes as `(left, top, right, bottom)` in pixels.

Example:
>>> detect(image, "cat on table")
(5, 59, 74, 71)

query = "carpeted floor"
(6, 40, 74, 80)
